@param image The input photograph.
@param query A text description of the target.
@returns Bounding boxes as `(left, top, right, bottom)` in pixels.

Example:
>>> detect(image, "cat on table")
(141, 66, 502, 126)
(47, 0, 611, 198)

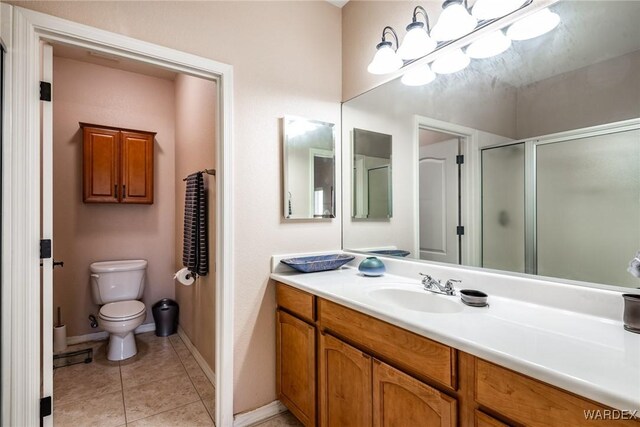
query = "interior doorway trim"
(2, 6, 234, 426)
(412, 115, 479, 267)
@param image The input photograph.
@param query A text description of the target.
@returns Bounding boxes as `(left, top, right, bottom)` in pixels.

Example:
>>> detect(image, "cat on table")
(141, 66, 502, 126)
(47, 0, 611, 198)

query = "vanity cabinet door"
(276, 310, 316, 427)
(319, 333, 372, 427)
(373, 360, 457, 427)
(120, 130, 154, 204)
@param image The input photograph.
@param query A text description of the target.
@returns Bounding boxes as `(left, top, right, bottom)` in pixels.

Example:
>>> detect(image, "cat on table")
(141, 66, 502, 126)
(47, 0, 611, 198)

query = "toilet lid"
(99, 300, 146, 321)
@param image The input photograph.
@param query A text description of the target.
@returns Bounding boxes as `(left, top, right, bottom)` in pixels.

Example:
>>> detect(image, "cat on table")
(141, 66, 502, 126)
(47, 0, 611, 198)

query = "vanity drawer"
(318, 298, 456, 390)
(276, 282, 315, 323)
(475, 359, 640, 427)
(474, 410, 510, 427)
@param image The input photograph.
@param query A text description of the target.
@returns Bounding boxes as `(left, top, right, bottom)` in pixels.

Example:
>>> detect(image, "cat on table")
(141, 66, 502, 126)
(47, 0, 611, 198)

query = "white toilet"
(90, 259, 148, 361)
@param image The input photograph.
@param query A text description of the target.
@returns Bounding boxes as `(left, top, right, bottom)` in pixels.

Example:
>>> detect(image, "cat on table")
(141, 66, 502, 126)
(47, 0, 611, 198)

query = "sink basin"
(369, 288, 463, 314)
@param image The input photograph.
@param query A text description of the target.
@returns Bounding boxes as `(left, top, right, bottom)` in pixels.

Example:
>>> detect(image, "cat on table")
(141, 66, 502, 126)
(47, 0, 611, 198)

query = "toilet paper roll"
(174, 267, 195, 286)
(53, 325, 67, 353)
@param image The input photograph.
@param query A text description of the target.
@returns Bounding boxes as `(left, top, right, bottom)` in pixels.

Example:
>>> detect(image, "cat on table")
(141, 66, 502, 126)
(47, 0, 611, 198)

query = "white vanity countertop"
(270, 267, 640, 412)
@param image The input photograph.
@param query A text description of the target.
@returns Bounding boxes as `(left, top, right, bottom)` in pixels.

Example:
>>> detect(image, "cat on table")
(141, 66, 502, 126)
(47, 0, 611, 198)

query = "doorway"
(2, 6, 234, 426)
(418, 128, 463, 264)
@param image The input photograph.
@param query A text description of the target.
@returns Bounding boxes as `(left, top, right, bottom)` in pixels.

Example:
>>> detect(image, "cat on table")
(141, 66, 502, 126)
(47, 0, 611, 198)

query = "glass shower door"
(481, 143, 526, 273)
(536, 129, 640, 287)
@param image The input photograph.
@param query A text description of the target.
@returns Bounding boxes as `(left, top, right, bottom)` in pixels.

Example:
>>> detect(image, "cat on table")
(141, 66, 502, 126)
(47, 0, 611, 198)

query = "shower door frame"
(480, 117, 640, 276)
(2, 6, 235, 426)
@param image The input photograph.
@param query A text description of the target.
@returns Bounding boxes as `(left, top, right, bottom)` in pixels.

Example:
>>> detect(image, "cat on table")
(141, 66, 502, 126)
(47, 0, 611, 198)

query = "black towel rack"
(183, 169, 216, 181)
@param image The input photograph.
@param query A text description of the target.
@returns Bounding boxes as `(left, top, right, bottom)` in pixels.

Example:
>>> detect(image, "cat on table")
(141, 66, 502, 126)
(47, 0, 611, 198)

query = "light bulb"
(507, 8, 560, 41)
(431, 2, 478, 42)
(472, 0, 527, 20)
(466, 30, 511, 59)
(401, 64, 436, 86)
(431, 49, 470, 74)
(367, 42, 403, 75)
(397, 22, 437, 60)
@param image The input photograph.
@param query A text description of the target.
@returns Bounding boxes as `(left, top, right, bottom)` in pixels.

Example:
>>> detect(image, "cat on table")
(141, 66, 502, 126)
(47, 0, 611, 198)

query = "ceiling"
(52, 43, 178, 81)
(326, 0, 349, 8)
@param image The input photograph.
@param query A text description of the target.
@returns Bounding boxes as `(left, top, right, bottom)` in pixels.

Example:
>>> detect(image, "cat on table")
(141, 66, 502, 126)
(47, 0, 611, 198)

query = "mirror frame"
(282, 115, 336, 220)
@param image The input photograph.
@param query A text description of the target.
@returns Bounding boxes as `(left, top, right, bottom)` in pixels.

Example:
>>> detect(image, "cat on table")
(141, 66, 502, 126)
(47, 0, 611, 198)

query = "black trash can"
(152, 298, 179, 337)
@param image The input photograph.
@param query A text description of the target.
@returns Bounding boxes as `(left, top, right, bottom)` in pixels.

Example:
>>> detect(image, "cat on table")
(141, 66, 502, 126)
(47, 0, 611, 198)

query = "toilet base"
(107, 332, 138, 361)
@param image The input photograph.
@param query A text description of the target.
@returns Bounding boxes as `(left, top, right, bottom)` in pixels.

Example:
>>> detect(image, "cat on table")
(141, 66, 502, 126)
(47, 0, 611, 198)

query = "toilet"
(90, 259, 148, 361)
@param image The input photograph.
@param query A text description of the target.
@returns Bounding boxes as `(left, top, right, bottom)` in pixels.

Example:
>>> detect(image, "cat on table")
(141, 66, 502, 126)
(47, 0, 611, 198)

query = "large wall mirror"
(342, 0, 640, 289)
(283, 116, 336, 219)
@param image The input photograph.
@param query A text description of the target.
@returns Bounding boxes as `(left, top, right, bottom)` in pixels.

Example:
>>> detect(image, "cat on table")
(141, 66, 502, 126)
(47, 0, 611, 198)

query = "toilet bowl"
(98, 300, 146, 361)
(90, 259, 148, 361)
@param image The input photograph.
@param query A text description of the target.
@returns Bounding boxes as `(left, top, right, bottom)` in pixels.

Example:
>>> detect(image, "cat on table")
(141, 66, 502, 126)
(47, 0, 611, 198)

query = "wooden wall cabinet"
(81, 123, 155, 204)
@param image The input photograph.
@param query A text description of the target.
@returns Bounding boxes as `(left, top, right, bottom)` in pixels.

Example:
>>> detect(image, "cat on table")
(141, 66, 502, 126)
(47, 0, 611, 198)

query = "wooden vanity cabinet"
(275, 281, 639, 427)
(81, 123, 155, 204)
(319, 333, 373, 427)
(373, 360, 457, 427)
(276, 284, 317, 427)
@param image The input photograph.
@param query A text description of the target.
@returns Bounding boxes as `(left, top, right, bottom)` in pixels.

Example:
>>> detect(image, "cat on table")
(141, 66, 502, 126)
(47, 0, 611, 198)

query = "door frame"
(412, 115, 479, 266)
(2, 6, 235, 426)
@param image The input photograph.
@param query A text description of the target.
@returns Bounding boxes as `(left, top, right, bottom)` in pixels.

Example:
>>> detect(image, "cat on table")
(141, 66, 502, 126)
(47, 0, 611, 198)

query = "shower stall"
(482, 121, 640, 288)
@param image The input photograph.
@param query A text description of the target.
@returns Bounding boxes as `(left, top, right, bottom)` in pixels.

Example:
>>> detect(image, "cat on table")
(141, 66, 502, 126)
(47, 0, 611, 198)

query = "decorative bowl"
(358, 257, 386, 277)
(369, 249, 411, 258)
(280, 254, 355, 273)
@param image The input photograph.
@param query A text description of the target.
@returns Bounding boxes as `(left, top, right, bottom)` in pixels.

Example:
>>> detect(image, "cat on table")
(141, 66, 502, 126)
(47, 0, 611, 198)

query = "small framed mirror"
(352, 128, 392, 219)
(283, 116, 336, 219)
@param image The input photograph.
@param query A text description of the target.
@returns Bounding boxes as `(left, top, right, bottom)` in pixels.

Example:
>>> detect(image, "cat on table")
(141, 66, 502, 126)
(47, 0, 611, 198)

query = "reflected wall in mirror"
(342, 1, 640, 289)
(283, 116, 335, 219)
(352, 128, 392, 219)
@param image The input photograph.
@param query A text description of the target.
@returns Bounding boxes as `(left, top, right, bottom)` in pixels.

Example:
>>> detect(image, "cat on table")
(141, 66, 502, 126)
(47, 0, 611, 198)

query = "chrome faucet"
(419, 273, 459, 296)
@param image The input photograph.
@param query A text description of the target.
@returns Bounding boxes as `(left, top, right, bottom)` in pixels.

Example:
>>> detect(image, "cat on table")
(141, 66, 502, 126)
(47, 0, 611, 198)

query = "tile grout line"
(119, 359, 128, 426)
(169, 335, 215, 423)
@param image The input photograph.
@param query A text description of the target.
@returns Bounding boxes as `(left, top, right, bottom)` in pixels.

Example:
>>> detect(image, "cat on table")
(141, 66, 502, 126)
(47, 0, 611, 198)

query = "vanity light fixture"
(471, 0, 528, 21)
(466, 30, 511, 59)
(431, 48, 470, 74)
(397, 6, 437, 61)
(400, 64, 437, 86)
(367, 26, 403, 75)
(431, 0, 478, 42)
(506, 7, 560, 41)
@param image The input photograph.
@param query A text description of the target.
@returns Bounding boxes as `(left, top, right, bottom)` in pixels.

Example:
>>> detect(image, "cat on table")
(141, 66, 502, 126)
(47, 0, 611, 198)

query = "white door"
(418, 138, 459, 263)
(40, 42, 54, 427)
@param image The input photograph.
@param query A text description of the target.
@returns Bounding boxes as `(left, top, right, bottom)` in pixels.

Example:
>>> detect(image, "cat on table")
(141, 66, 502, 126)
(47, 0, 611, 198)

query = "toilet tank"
(90, 260, 147, 305)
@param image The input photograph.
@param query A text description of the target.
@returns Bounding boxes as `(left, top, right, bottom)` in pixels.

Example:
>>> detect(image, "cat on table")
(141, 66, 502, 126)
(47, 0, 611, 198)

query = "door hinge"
(456, 226, 465, 236)
(456, 154, 464, 165)
(40, 396, 52, 419)
(40, 81, 52, 102)
(40, 239, 52, 259)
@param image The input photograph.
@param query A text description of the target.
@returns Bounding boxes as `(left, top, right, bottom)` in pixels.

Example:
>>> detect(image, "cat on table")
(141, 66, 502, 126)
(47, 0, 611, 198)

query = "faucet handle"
(444, 279, 462, 290)
(419, 273, 438, 283)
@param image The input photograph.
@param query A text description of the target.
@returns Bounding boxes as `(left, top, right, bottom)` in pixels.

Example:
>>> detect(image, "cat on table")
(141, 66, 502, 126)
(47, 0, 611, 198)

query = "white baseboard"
(66, 322, 155, 345)
(233, 400, 288, 427)
(177, 325, 216, 385)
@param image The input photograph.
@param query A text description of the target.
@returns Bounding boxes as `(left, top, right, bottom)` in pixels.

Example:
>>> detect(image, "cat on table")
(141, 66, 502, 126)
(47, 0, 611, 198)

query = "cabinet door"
(121, 131, 154, 204)
(277, 310, 316, 427)
(319, 333, 372, 427)
(83, 126, 120, 203)
(373, 360, 457, 427)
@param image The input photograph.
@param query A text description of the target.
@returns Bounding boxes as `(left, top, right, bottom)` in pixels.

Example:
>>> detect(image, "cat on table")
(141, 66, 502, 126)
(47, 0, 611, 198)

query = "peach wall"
(13, 1, 343, 414)
(174, 74, 217, 372)
(52, 56, 176, 337)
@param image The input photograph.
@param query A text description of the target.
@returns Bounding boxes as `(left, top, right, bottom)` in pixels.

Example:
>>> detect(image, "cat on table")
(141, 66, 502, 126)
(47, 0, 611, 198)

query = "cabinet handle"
(122, 185, 126, 198)
(115, 184, 118, 199)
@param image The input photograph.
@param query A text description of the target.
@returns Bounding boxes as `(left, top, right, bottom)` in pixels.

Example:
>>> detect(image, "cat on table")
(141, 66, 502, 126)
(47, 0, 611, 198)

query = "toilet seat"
(99, 300, 146, 321)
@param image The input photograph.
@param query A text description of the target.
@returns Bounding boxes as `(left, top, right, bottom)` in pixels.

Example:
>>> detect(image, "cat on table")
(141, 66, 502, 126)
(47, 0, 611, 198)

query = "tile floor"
(53, 331, 303, 426)
(53, 332, 215, 426)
